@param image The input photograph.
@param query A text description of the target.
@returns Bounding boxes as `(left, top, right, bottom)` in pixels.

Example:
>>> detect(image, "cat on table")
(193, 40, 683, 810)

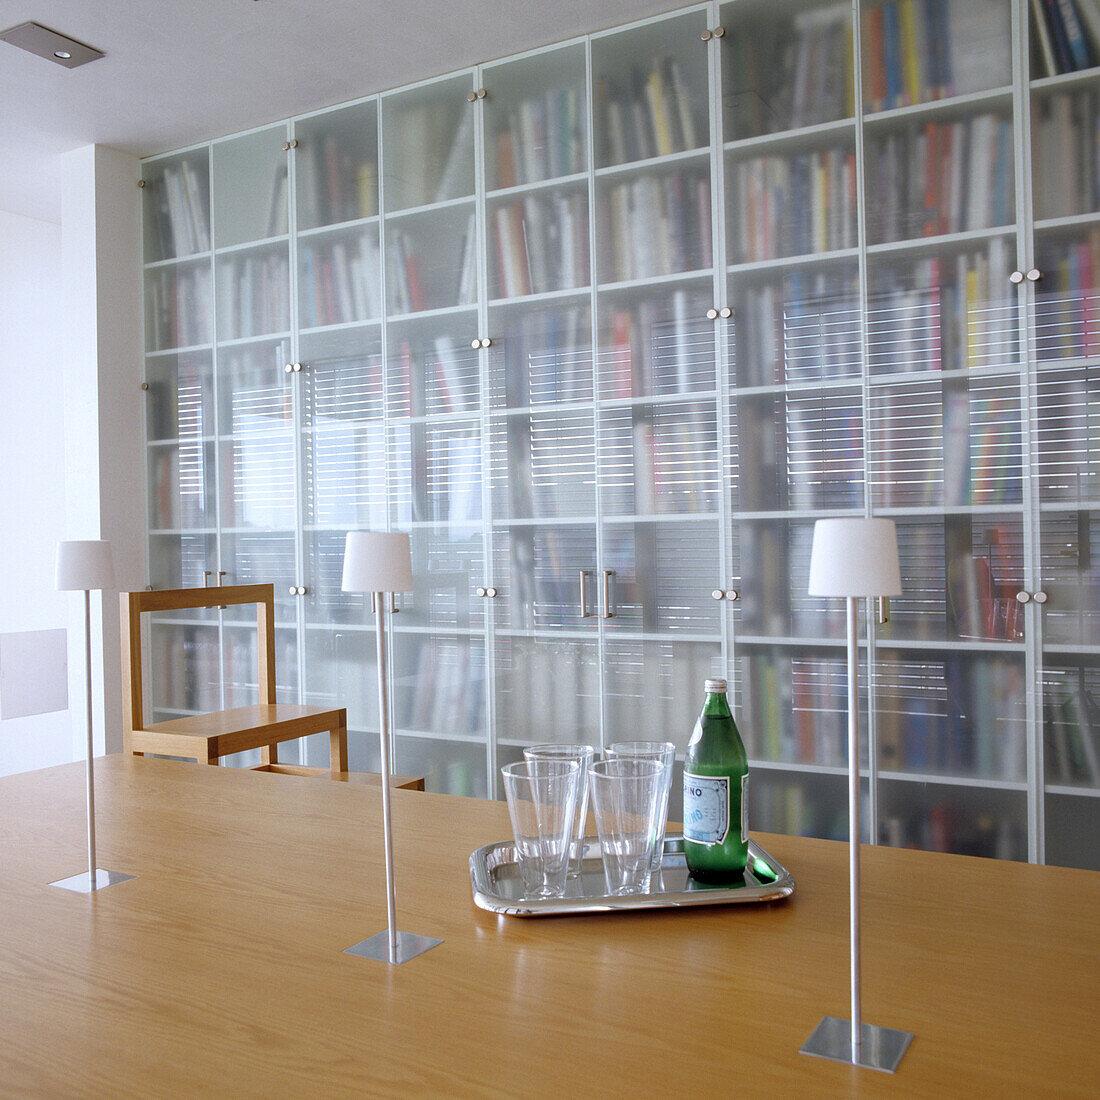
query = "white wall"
(0, 209, 72, 774)
(61, 145, 145, 758)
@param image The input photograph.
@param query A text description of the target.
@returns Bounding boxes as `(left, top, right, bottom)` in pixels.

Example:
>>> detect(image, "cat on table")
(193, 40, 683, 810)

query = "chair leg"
(261, 743, 278, 768)
(330, 715, 348, 776)
(198, 743, 219, 766)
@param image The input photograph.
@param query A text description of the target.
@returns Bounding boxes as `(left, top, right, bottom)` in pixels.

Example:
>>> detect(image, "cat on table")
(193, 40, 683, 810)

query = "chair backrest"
(120, 584, 277, 746)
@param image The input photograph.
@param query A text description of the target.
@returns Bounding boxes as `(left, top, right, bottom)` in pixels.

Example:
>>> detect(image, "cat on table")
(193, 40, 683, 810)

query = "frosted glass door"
(1031, 72, 1100, 870)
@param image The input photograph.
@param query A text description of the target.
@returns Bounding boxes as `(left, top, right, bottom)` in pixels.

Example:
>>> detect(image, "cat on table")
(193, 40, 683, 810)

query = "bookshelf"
(142, 0, 1099, 869)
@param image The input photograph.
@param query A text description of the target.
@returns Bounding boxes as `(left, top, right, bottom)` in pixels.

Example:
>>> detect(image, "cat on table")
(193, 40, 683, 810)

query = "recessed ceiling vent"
(0, 22, 103, 68)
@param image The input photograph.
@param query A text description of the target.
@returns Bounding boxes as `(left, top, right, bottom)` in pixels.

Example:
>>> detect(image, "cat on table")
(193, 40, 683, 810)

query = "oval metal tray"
(470, 835, 795, 916)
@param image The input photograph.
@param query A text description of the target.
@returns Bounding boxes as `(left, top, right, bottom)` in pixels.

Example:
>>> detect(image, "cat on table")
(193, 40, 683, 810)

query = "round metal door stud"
(706, 308, 719, 320)
(712, 589, 724, 600)
(1026, 268, 1042, 282)
(289, 586, 297, 596)
(466, 91, 477, 102)
(486, 587, 498, 598)
(292, 362, 303, 372)
(1016, 590, 1031, 604)
(713, 26, 725, 37)
(471, 338, 481, 349)
(1009, 271, 1024, 284)
(719, 306, 732, 318)
(725, 589, 739, 601)
(1033, 591, 1048, 604)
(476, 88, 487, 99)
(480, 337, 492, 348)
(476, 587, 487, 597)
(141, 381, 150, 390)
(700, 29, 712, 40)
(284, 363, 293, 373)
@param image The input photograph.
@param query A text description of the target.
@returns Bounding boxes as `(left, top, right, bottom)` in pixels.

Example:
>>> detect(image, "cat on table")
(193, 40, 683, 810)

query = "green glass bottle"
(683, 678, 749, 883)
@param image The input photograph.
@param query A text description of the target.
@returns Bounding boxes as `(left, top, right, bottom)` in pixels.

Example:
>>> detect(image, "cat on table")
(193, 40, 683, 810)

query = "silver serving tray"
(470, 835, 794, 917)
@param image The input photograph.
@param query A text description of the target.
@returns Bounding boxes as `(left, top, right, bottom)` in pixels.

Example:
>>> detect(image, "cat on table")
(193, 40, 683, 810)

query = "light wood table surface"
(2, 755, 1096, 1098)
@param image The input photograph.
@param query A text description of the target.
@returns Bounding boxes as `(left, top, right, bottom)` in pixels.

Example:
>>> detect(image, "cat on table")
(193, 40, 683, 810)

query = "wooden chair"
(121, 583, 349, 776)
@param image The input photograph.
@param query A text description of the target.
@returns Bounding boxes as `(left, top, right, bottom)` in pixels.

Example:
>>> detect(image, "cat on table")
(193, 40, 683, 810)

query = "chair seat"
(134, 703, 345, 759)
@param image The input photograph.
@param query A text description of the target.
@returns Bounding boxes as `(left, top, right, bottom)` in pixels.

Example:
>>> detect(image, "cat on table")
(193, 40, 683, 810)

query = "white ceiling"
(0, 0, 684, 223)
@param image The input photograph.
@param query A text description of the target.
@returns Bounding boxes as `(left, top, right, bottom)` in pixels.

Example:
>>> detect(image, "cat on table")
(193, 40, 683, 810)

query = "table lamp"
(800, 518, 912, 1072)
(50, 540, 135, 893)
(341, 531, 441, 965)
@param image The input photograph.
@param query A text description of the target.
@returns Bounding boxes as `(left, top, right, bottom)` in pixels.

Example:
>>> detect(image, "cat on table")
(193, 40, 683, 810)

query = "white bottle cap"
(705, 678, 727, 693)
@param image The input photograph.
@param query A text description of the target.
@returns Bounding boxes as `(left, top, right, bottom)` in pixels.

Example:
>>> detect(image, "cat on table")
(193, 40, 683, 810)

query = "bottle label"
(683, 772, 729, 845)
(740, 773, 749, 845)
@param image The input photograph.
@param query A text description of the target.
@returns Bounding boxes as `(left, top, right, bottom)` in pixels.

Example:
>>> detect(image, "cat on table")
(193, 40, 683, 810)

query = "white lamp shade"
(808, 518, 901, 598)
(55, 540, 116, 591)
(341, 531, 413, 593)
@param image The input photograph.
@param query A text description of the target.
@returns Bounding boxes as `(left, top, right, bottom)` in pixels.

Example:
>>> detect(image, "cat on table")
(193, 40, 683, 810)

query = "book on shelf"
(867, 112, 1013, 244)
(1035, 228, 1100, 359)
(299, 230, 382, 328)
(492, 84, 585, 188)
(604, 290, 709, 398)
(863, 0, 1010, 111)
(727, 1, 853, 139)
(297, 133, 378, 228)
(602, 169, 710, 282)
(1044, 679, 1100, 783)
(502, 307, 591, 407)
(147, 267, 213, 350)
(1031, 0, 1100, 76)
(492, 191, 589, 299)
(595, 56, 701, 165)
(384, 99, 469, 209)
(217, 252, 290, 340)
(1032, 86, 1100, 220)
(148, 158, 211, 258)
(730, 146, 856, 264)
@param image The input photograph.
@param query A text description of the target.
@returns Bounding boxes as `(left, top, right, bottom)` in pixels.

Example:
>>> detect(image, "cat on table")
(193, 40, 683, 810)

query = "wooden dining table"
(2, 754, 1096, 1097)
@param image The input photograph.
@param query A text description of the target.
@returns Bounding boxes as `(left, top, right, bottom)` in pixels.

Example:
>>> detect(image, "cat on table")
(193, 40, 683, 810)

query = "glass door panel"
(720, 0, 854, 140)
(726, 136, 857, 265)
(147, 620, 221, 719)
(299, 327, 386, 532)
(486, 183, 589, 300)
(868, 373, 1023, 512)
(878, 779, 1026, 860)
(142, 149, 211, 262)
(728, 264, 861, 388)
(493, 634, 601, 750)
(487, 409, 595, 522)
(591, 8, 711, 171)
(859, 0, 1013, 115)
(147, 533, 218, 594)
(731, 384, 864, 514)
(294, 100, 379, 232)
(211, 126, 290, 248)
(482, 41, 587, 192)
(381, 74, 475, 211)
(144, 259, 212, 352)
(217, 339, 296, 534)
(1034, 227, 1100, 363)
(1031, 82, 1099, 222)
(393, 631, 488, 797)
(597, 285, 716, 399)
(487, 302, 593, 410)
(595, 166, 712, 284)
(863, 106, 1015, 247)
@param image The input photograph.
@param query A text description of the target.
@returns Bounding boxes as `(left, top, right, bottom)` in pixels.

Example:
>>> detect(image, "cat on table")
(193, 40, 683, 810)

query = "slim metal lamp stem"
(374, 591, 398, 964)
(84, 588, 97, 880)
(846, 595, 861, 1064)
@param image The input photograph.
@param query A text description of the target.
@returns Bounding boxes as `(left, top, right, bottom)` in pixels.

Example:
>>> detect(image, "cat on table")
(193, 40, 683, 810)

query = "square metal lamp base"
(49, 869, 136, 894)
(344, 930, 442, 965)
(800, 1016, 914, 1073)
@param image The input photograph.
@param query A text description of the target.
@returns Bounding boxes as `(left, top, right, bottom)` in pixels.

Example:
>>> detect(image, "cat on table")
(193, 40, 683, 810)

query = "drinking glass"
(523, 744, 595, 878)
(605, 741, 675, 869)
(500, 759, 579, 898)
(588, 758, 664, 895)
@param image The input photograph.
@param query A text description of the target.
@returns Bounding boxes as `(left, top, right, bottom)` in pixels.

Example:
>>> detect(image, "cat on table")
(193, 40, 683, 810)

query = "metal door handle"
(579, 570, 592, 618)
(602, 570, 615, 618)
